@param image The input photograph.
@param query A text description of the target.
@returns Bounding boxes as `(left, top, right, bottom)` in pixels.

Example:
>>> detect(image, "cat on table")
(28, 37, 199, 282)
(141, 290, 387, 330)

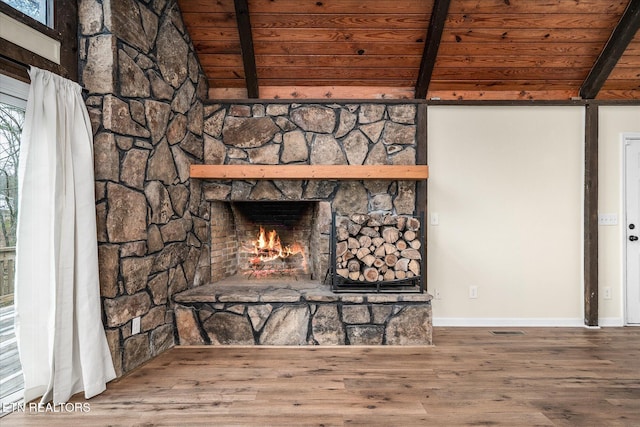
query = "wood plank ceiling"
(178, 0, 640, 101)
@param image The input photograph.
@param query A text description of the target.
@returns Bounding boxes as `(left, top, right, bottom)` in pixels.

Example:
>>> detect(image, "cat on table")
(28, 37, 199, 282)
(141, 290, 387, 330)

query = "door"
(0, 73, 28, 408)
(625, 135, 640, 325)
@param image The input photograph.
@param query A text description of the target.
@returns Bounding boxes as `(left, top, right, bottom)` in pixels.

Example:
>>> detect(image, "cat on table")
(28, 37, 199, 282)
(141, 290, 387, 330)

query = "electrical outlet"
(469, 286, 478, 299)
(132, 316, 141, 335)
(603, 287, 612, 300)
(434, 289, 442, 300)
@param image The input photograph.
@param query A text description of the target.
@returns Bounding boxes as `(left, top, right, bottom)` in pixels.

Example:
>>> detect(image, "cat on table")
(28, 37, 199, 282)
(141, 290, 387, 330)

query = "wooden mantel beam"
(190, 165, 429, 180)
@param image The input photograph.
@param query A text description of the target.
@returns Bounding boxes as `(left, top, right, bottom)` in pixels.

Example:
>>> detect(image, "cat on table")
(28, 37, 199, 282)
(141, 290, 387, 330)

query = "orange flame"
(249, 226, 304, 264)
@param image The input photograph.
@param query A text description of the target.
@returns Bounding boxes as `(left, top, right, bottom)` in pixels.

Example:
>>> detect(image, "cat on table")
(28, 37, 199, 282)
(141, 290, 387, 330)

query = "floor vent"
(490, 330, 525, 336)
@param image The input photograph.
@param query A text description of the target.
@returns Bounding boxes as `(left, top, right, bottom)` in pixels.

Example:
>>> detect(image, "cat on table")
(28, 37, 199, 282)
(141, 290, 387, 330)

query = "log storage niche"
(329, 212, 424, 293)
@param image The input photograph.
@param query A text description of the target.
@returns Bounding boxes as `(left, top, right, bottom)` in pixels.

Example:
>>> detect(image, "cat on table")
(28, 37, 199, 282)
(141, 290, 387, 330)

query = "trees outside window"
(1, 0, 50, 25)
(0, 103, 21, 248)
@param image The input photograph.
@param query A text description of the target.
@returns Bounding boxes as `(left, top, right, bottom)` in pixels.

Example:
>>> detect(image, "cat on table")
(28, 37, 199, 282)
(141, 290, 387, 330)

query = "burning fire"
(248, 226, 304, 266)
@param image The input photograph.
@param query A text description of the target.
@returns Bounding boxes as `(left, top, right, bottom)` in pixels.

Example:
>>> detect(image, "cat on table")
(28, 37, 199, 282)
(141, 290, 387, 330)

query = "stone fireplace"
(173, 102, 432, 345)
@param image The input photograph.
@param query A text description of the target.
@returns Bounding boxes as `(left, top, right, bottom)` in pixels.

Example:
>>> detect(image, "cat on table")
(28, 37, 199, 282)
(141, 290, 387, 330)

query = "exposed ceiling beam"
(579, 0, 640, 99)
(234, 0, 259, 98)
(415, 0, 451, 99)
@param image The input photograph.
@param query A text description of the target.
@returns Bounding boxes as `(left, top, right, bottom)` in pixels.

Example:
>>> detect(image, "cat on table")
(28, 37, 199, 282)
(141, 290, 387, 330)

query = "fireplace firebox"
(232, 201, 313, 279)
(209, 200, 330, 285)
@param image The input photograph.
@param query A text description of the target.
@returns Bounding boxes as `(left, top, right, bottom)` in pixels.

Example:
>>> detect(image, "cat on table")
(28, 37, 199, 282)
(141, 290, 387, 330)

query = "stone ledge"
(173, 280, 433, 305)
(173, 280, 433, 346)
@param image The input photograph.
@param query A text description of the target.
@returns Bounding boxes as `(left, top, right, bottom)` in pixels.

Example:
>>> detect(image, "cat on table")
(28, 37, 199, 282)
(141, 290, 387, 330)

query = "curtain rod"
(0, 54, 88, 94)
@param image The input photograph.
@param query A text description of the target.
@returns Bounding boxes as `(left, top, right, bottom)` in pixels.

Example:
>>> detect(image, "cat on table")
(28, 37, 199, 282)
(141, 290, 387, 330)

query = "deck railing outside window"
(0, 247, 15, 307)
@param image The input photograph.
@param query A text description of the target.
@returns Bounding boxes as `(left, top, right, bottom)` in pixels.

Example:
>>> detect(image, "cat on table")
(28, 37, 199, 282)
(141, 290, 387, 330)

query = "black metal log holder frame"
(327, 212, 425, 293)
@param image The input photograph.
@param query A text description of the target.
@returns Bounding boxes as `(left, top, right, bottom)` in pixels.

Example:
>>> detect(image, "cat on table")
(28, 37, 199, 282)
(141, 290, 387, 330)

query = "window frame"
(0, 0, 77, 83)
(1, 0, 53, 27)
(0, 73, 28, 410)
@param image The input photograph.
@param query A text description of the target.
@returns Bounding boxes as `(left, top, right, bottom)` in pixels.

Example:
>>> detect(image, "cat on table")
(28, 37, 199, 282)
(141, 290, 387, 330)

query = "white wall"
(598, 106, 640, 326)
(427, 106, 585, 326)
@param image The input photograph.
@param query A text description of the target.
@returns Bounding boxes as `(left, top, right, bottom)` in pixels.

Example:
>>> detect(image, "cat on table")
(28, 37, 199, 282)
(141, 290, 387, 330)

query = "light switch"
(430, 213, 439, 226)
(598, 214, 618, 226)
(132, 316, 141, 335)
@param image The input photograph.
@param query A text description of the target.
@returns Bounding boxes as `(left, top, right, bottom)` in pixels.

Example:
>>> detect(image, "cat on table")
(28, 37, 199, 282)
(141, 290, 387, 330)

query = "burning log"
(244, 226, 308, 275)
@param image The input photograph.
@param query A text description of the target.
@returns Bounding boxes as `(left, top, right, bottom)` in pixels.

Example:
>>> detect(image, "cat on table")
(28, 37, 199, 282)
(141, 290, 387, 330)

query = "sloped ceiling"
(178, 0, 640, 100)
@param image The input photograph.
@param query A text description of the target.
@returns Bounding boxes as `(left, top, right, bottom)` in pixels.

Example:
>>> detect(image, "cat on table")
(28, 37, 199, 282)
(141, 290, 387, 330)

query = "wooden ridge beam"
(233, 0, 259, 98)
(415, 0, 451, 99)
(190, 165, 429, 180)
(580, 0, 640, 99)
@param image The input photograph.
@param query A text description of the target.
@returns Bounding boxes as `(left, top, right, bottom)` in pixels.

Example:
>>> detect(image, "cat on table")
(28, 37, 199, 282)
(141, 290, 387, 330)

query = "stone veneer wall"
(79, 0, 211, 376)
(201, 103, 420, 283)
(201, 103, 419, 214)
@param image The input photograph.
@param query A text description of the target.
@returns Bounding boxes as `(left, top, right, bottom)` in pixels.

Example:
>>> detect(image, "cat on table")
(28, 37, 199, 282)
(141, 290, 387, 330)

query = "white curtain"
(15, 67, 116, 404)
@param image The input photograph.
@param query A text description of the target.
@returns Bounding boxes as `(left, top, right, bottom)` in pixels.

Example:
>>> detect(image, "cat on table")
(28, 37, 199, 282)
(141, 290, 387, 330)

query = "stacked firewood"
(334, 213, 422, 282)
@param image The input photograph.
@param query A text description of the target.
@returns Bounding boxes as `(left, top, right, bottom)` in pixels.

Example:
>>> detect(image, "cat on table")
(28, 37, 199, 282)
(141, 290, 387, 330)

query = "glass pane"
(1, 0, 50, 26)
(0, 87, 24, 409)
(0, 103, 21, 249)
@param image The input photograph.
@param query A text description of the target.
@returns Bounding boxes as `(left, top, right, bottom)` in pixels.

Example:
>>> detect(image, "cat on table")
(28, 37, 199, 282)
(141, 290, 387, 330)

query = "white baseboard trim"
(598, 317, 625, 327)
(432, 317, 584, 327)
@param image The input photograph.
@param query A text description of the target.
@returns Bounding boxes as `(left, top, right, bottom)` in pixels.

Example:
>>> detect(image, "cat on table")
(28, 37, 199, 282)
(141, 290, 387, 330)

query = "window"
(0, 0, 77, 83)
(0, 73, 27, 412)
(1, 0, 51, 26)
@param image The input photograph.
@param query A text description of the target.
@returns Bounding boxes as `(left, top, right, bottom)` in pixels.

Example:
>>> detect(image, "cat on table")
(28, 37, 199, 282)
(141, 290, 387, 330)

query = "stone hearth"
(174, 282, 432, 345)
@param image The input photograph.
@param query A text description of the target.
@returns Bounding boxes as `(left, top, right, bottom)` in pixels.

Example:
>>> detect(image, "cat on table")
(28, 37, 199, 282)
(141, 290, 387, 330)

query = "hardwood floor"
(2, 327, 640, 426)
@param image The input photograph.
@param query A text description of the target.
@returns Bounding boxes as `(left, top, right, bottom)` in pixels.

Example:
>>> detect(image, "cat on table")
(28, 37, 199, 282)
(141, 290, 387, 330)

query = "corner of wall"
(79, 0, 211, 377)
